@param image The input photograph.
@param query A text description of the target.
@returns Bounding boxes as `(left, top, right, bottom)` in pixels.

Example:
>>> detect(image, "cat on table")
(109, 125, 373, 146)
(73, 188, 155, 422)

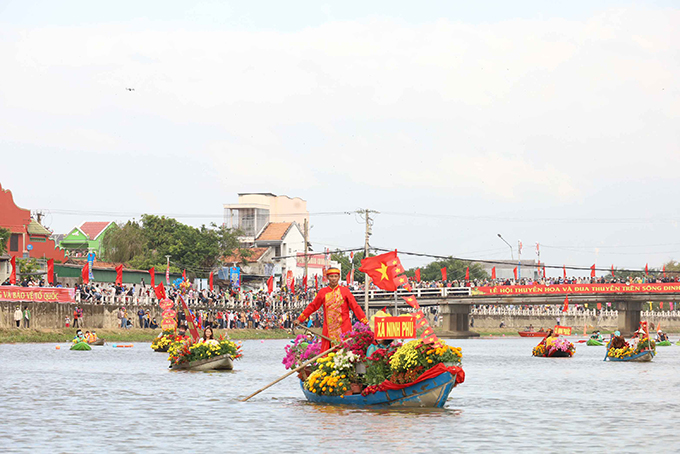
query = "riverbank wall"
(470, 313, 680, 332)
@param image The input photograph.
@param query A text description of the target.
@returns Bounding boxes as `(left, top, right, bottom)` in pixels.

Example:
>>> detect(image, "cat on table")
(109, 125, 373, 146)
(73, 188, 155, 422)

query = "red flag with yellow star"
(402, 295, 420, 309)
(358, 250, 402, 292)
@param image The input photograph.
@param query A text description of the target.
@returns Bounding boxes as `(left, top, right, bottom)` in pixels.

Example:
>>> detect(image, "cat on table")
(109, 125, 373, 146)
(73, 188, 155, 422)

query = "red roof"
(80, 222, 113, 240)
(256, 222, 292, 242)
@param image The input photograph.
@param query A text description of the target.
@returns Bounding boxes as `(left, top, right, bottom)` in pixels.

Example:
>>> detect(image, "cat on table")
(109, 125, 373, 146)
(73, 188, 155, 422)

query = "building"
(0, 183, 66, 282)
(223, 193, 309, 244)
(59, 221, 116, 258)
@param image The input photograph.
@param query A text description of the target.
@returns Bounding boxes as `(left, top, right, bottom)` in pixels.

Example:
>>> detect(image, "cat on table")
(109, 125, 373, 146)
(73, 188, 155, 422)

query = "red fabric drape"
(149, 267, 155, 288)
(267, 276, 273, 294)
(415, 268, 421, 282)
(9, 256, 16, 284)
(491, 267, 496, 280)
(363, 363, 465, 395)
(441, 268, 447, 281)
(115, 265, 123, 285)
(465, 267, 469, 280)
(209, 272, 213, 291)
(47, 259, 54, 285)
(590, 264, 596, 278)
(513, 267, 518, 280)
(81, 263, 89, 284)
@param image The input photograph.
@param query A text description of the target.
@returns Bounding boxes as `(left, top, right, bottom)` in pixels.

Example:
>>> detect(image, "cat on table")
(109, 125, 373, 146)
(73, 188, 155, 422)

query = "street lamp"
(497, 234, 514, 260)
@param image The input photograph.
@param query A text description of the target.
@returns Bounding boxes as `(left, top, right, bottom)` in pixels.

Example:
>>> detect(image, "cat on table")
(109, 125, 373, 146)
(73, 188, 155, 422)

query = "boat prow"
(170, 354, 234, 371)
(301, 371, 458, 408)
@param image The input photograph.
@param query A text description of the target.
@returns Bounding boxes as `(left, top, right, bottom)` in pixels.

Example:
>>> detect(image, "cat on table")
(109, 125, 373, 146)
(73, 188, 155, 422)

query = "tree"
(102, 221, 145, 263)
(0, 227, 9, 254)
(331, 250, 369, 284)
(404, 257, 488, 281)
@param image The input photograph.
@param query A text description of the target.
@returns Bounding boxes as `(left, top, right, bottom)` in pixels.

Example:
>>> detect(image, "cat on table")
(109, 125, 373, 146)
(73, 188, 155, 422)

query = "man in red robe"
(297, 268, 368, 352)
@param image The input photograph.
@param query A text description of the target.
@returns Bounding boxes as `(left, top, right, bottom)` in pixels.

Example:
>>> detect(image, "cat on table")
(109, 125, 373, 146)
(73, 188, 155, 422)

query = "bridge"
(351, 283, 680, 338)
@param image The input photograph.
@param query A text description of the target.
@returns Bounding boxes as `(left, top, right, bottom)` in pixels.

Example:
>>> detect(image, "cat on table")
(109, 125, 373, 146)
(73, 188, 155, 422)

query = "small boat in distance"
(170, 354, 234, 372)
(519, 331, 547, 338)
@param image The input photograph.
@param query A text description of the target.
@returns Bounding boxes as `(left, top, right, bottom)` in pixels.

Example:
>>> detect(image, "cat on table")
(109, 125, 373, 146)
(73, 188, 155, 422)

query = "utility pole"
(165, 255, 171, 285)
(303, 218, 309, 282)
(358, 209, 379, 315)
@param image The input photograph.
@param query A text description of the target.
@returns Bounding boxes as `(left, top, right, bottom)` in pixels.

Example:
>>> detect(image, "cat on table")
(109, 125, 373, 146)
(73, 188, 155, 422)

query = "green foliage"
(17, 258, 40, 275)
(609, 267, 657, 280)
(100, 215, 244, 276)
(331, 250, 369, 283)
(0, 227, 9, 254)
(404, 257, 488, 281)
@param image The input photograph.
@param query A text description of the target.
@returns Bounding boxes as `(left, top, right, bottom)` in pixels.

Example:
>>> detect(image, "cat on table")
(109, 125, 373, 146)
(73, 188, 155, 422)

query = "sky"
(1, 0, 678, 276)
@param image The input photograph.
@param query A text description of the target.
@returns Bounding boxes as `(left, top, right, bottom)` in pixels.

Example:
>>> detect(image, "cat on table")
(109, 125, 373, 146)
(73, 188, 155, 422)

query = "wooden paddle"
(241, 344, 339, 402)
(293, 323, 335, 345)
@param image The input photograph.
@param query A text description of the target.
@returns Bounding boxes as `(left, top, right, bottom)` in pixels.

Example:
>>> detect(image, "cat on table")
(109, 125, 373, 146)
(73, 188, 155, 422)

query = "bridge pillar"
(438, 303, 480, 339)
(616, 300, 642, 336)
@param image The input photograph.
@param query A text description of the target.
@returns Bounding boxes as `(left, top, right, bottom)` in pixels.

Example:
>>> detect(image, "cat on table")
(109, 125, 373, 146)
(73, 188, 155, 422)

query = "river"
(1, 337, 678, 453)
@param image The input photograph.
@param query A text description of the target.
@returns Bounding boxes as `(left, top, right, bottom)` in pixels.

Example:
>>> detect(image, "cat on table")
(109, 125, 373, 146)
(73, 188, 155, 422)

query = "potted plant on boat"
(168, 335, 242, 371)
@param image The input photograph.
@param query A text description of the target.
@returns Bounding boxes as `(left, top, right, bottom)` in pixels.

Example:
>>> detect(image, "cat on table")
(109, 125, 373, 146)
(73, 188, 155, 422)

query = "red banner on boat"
(0, 286, 75, 303)
(375, 316, 416, 340)
(178, 295, 200, 342)
(472, 282, 680, 296)
(554, 325, 572, 336)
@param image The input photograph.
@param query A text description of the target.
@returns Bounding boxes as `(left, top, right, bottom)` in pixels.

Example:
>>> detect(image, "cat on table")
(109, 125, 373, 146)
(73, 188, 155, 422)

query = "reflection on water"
(1, 338, 679, 453)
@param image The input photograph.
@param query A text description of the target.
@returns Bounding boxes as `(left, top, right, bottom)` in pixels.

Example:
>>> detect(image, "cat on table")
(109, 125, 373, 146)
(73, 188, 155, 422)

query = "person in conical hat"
(297, 268, 368, 352)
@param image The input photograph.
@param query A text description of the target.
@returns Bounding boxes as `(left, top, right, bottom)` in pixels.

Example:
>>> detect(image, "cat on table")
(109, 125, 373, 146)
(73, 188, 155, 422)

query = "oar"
(241, 344, 339, 402)
(294, 323, 335, 345)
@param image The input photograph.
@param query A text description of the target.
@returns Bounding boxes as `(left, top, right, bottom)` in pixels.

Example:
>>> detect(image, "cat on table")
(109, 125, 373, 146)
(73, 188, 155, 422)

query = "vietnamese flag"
(542, 265, 546, 279)
(465, 267, 469, 280)
(597, 302, 602, 310)
(562, 295, 569, 312)
(590, 264, 596, 278)
(115, 264, 123, 285)
(47, 259, 54, 285)
(394, 274, 409, 287)
(663, 265, 666, 278)
(209, 272, 214, 291)
(267, 276, 273, 294)
(563, 265, 567, 279)
(154, 282, 166, 300)
(415, 268, 421, 282)
(358, 250, 403, 292)
(9, 256, 16, 285)
(314, 274, 318, 290)
(81, 263, 89, 284)
(513, 267, 518, 280)
(149, 267, 155, 288)
(441, 268, 447, 281)
(402, 295, 420, 309)
(660, 302, 664, 309)
(302, 275, 308, 291)
(645, 263, 649, 276)
(611, 265, 615, 278)
(491, 267, 496, 280)
(178, 295, 200, 342)
(182, 269, 187, 281)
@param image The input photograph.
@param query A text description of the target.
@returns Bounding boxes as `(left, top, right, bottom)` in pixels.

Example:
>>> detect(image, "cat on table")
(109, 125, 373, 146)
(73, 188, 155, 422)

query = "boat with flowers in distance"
(287, 324, 465, 408)
(151, 331, 187, 353)
(532, 337, 575, 358)
(606, 337, 656, 362)
(168, 336, 242, 371)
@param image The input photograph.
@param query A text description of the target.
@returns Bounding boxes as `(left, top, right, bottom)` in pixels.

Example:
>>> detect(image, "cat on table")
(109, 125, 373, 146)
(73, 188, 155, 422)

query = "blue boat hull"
(606, 350, 655, 362)
(301, 371, 458, 408)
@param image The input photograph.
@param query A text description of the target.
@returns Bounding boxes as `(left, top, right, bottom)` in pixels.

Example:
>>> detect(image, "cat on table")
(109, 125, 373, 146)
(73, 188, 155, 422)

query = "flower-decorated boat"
(586, 339, 604, 346)
(532, 338, 575, 357)
(287, 323, 465, 408)
(151, 331, 187, 353)
(606, 337, 656, 362)
(168, 336, 242, 371)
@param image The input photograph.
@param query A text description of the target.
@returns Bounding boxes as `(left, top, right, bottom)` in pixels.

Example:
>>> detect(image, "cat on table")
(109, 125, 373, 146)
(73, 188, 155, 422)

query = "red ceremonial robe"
(298, 285, 368, 352)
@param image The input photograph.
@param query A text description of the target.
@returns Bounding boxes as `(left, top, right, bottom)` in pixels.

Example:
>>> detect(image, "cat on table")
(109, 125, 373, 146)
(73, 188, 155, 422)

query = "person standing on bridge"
(296, 268, 368, 352)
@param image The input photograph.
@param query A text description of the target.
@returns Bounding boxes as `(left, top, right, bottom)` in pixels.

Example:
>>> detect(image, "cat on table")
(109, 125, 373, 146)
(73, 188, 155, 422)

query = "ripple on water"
(1, 338, 679, 453)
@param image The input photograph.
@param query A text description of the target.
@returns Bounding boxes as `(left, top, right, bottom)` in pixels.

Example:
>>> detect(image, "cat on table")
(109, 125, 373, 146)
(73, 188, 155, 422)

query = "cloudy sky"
(1, 1, 678, 275)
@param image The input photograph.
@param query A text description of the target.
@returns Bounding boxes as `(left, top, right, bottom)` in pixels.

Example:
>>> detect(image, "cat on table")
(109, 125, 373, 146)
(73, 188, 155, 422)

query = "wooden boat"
(300, 370, 459, 408)
(586, 339, 604, 346)
(89, 338, 105, 346)
(170, 354, 234, 371)
(153, 346, 169, 353)
(519, 331, 547, 337)
(606, 350, 655, 362)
